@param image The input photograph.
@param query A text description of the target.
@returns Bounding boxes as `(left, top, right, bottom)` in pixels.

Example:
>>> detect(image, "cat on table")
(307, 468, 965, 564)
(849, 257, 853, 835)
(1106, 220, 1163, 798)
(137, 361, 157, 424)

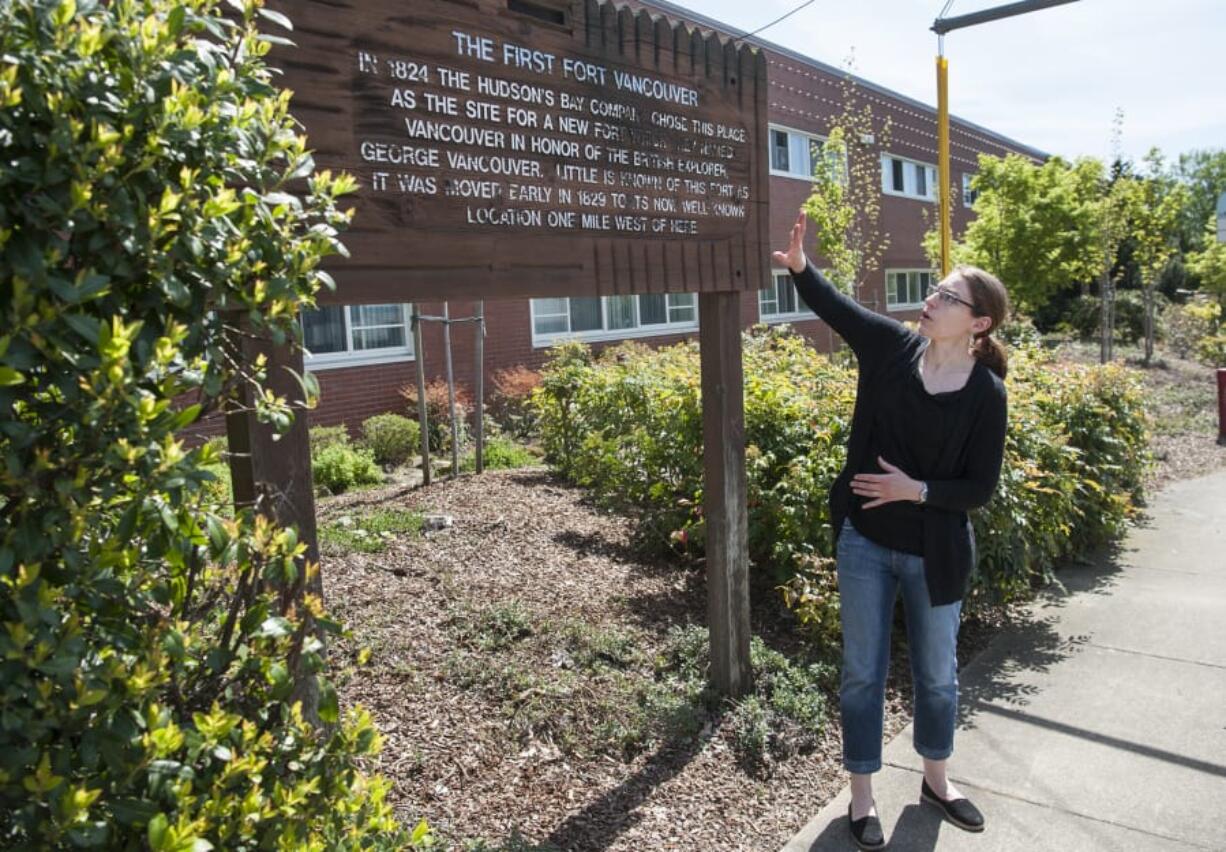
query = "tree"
(801, 63, 892, 305)
(1186, 218, 1226, 305)
(1173, 148, 1226, 254)
(1130, 149, 1190, 364)
(931, 153, 1101, 314)
(0, 0, 421, 845)
(1087, 165, 1143, 364)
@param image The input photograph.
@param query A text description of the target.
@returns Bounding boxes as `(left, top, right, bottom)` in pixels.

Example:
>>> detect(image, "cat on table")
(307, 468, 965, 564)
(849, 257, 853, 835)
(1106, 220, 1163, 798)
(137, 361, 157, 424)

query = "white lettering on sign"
(352, 40, 754, 235)
(611, 70, 698, 107)
(405, 118, 505, 148)
(360, 141, 440, 167)
(466, 206, 543, 226)
(446, 152, 543, 177)
(444, 178, 502, 198)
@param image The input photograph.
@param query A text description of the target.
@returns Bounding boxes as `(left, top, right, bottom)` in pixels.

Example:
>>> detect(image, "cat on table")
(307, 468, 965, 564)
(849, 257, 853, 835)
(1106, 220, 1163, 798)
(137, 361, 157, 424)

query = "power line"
(740, 0, 819, 40)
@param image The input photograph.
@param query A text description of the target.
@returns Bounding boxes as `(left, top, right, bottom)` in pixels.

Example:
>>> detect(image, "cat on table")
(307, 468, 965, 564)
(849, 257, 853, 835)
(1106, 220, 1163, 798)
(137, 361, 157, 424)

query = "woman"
(773, 212, 1009, 850)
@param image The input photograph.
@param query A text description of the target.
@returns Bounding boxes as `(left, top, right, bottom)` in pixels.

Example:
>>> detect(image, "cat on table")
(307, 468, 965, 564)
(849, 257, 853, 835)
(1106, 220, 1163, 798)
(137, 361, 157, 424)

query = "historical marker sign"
(270, 0, 769, 303)
(258, 0, 761, 697)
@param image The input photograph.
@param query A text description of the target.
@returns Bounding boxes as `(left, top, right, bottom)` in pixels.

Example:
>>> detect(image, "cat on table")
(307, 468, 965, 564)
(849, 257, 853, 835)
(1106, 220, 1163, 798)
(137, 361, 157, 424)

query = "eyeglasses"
(932, 285, 976, 310)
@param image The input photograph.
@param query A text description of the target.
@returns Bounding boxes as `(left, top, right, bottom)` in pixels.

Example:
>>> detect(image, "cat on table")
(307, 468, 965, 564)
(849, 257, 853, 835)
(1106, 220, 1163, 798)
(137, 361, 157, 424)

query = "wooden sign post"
(250, 0, 768, 696)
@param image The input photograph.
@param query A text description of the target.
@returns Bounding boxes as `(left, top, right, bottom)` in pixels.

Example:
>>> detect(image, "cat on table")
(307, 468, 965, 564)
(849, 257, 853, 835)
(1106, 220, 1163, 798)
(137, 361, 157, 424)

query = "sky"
(686, 0, 1224, 165)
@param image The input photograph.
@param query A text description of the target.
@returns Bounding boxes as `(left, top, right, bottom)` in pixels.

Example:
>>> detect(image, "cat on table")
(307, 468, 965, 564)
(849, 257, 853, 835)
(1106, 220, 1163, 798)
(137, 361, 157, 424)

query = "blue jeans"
(836, 519, 962, 774)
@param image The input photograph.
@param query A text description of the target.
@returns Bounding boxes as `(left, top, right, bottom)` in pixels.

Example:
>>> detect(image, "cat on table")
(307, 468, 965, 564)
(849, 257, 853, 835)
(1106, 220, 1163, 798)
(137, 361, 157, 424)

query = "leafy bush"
(311, 424, 353, 453)
(969, 346, 1149, 604)
(488, 365, 542, 440)
(361, 412, 421, 468)
(533, 327, 1149, 634)
(1164, 299, 1220, 360)
(1196, 331, 1226, 367)
(313, 444, 382, 495)
(400, 379, 471, 453)
(459, 435, 539, 472)
(0, 2, 423, 844)
(532, 329, 854, 578)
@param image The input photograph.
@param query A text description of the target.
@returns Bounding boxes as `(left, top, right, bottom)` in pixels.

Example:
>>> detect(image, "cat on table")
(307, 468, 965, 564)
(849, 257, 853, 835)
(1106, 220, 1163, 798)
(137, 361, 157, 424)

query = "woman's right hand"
(771, 210, 808, 274)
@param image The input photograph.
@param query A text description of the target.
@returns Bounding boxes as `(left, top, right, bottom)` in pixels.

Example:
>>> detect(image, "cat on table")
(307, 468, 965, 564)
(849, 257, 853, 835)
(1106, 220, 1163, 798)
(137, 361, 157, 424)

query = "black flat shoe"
(847, 802, 887, 850)
(921, 778, 985, 832)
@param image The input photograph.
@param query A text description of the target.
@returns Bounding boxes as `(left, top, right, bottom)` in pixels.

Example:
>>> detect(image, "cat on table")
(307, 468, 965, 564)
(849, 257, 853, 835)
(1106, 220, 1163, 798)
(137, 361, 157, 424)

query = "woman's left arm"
(925, 384, 1008, 512)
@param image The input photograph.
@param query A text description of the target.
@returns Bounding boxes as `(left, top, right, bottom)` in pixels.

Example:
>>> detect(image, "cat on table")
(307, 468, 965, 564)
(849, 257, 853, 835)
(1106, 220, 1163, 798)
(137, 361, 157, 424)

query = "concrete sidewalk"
(780, 470, 1226, 851)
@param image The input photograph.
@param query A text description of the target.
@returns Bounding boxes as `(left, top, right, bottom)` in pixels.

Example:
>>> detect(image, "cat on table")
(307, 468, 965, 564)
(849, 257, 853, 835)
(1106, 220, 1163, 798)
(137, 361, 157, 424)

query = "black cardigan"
(791, 262, 1008, 605)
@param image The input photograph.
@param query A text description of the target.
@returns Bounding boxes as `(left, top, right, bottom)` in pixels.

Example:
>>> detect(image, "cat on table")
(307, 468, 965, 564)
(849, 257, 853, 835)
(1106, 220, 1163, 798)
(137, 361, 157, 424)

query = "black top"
(791, 262, 1008, 605)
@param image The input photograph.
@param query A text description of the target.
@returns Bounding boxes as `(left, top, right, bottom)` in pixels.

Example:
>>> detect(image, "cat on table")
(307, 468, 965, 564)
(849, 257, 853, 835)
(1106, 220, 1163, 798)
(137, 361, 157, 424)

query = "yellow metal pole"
(937, 54, 951, 278)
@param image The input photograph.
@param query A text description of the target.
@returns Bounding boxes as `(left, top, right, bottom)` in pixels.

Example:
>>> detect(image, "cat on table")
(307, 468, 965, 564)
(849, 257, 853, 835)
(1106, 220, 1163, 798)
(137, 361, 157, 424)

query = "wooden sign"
(270, 0, 769, 303)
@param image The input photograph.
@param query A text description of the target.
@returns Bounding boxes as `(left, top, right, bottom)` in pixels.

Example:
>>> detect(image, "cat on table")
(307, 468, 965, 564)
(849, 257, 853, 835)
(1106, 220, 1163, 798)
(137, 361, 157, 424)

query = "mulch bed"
(323, 469, 1010, 850)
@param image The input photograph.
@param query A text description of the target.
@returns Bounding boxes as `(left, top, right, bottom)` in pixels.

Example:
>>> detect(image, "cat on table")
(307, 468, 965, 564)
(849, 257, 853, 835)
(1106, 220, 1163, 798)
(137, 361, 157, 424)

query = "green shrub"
(0, 2, 423, 844)
(311, 424, 353, 453)
(968, 345, 1149, 603)
(729, 696, 771, 769)
(362, 412, 421, 468)
(459, 435, 539, 472)
(1196, 331, 1226, 366)
(1164, 299, 1219, 359)
(313, 444, 383, 495)
(533, 327, 1149, 632)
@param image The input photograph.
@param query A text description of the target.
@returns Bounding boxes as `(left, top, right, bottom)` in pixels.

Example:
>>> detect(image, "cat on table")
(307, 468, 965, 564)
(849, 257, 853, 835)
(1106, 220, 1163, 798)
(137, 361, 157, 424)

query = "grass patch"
(319, 507, 423, 554)
(450, 601, 537, 652)
(441, 611, 833, 769)
(459, 436, 540, 472)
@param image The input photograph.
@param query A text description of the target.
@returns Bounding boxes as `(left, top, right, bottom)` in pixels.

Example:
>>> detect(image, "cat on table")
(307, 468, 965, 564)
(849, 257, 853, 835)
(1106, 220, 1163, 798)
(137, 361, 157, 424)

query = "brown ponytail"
(955, 265, 1010, 380)
(973, 332, 1008, 379)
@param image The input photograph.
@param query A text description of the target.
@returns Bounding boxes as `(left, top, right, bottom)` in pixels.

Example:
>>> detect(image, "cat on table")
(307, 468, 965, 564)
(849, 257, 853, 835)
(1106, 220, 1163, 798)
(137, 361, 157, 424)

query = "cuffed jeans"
(836, 519, 961, 774)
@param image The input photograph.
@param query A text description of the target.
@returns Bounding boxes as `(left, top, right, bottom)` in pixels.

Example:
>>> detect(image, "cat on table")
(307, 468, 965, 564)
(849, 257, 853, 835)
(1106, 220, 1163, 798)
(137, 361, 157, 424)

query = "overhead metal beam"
(933, 0, 1080, 35)
(932, 0, 1081, 276)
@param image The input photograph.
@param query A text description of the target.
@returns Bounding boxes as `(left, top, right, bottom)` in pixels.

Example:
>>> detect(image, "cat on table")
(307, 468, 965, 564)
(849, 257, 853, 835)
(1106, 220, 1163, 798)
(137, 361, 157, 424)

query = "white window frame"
(962, 172, 978, 208)
(759, 269, 813, 324)
(884, 269, 935, 312)
(768, 123, 828, 182)
(302, 303, 415, 370)
(530, 293, 699, 348)
(881, 154, 938, 202)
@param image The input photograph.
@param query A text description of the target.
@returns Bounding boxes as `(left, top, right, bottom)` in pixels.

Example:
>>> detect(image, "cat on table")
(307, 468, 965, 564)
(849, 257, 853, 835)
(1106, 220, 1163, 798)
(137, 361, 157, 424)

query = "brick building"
(296, 0, 1045, 433)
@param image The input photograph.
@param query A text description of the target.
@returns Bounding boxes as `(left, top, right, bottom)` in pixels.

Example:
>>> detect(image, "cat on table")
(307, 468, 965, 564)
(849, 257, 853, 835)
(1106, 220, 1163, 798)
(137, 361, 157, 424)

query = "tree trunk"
(1099, 270, 1112, 364)
(224, 315, 324, 726)
(1143, 284, 1155, 366)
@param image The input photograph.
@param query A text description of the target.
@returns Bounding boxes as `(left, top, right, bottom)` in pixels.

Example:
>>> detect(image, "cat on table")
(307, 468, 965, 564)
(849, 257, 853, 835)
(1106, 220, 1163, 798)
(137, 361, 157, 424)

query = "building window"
(962, 172, 978, 208)
(881, 155, 937, 201)
(530, 293, 698, 345)
(769, 124, 826, 180)
(759, 271, 808, 321)
(885, 270, 934, 310)
(301, 303, 414, 369)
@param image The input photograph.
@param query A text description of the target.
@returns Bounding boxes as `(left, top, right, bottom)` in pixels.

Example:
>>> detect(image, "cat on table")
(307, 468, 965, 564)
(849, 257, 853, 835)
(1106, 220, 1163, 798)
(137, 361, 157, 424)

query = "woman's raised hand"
(771, 210, 808, 274)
